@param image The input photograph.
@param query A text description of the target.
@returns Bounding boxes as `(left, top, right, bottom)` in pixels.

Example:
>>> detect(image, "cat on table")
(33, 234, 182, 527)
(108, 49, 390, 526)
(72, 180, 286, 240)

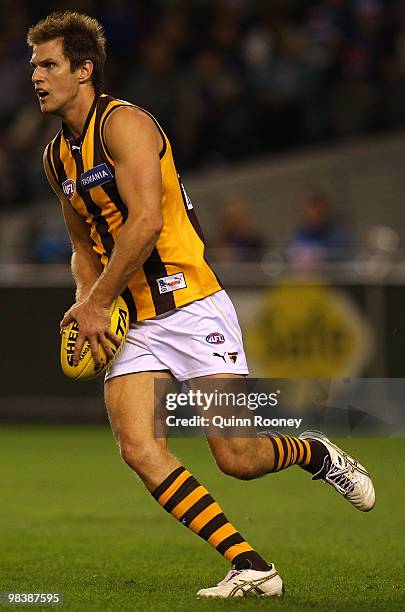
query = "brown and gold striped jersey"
(45, 94, 221, 322)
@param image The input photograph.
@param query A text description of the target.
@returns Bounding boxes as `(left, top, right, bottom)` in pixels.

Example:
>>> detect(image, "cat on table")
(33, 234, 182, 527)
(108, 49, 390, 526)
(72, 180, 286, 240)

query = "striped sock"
(152, 466, 270, 571)
(266, 433, 329, 475)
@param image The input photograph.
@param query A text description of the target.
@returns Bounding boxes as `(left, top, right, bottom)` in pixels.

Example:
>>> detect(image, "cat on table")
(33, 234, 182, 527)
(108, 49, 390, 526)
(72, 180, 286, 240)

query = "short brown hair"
(27, 11, 106, 93)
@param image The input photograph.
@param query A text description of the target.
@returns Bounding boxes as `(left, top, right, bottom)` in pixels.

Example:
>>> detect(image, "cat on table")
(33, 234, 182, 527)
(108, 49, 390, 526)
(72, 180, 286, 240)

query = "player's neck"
(61, 87, 98, 140)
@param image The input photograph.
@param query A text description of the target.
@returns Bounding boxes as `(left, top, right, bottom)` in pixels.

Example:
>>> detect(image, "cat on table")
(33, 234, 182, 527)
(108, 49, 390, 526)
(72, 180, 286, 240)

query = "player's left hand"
(60, 298, 121, 368)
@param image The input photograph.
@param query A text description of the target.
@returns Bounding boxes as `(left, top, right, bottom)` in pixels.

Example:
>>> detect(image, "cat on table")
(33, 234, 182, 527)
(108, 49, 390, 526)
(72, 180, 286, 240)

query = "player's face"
(30, 38, 81, 115)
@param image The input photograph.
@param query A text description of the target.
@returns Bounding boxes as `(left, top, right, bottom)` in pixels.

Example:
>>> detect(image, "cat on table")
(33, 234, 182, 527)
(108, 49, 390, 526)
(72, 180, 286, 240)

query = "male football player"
(28, 11, 375, 598)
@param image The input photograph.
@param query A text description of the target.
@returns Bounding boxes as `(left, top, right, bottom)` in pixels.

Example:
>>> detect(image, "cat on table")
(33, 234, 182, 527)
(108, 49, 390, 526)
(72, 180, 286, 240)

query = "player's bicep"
(104, 108, 163, 230)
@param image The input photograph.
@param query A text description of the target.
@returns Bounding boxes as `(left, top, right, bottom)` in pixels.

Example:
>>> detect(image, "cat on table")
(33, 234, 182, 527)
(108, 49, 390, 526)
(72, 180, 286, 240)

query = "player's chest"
(61, 137, 115, 205)
(60, 147, 115, 208)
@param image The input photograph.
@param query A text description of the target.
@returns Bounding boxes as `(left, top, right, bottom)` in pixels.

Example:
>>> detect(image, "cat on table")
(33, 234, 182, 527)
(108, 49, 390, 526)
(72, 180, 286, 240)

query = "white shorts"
(105, 290, 249, 382)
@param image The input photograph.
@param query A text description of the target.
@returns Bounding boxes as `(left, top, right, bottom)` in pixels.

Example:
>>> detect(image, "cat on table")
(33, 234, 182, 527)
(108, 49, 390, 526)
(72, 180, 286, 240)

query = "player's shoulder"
(103, 99, 162, 154)
(105, 101, 158, 132)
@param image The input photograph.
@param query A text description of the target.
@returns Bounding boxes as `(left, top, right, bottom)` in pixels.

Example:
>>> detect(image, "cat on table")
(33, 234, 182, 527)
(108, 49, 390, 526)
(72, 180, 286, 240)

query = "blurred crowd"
(211, 191, 354, 265)
(0, 0, 404, 264)
(210, 190, 400, 274)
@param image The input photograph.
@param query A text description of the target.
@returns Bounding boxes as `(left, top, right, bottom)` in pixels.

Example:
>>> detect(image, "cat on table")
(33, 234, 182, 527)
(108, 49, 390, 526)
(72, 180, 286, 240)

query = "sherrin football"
(60, 295, 129, 381)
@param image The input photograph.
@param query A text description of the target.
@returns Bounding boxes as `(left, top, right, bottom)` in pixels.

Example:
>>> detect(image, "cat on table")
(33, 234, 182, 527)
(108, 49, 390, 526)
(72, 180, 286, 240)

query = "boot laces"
(325, 459, 356, 495)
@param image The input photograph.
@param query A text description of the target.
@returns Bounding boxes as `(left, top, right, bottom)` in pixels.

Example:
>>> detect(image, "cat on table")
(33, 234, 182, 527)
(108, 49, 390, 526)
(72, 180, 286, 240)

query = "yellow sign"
(246, 281, 373, 378)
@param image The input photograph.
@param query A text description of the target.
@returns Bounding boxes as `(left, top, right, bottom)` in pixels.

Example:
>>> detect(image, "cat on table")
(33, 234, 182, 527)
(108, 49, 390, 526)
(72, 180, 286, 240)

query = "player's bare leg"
(105, 371, 180, 490)
(104, 370, 282, 597)
(189, 374, 278, 478)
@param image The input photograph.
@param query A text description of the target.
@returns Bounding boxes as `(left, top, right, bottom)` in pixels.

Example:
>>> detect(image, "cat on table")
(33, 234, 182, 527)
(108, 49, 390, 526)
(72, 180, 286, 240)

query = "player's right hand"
(60, 297, 121, 368)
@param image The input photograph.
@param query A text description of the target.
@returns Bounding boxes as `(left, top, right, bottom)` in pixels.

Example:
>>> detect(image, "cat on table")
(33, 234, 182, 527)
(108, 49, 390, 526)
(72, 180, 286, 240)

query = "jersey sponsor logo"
(206, 332, 225, 345)
(62, 178, 75, 200)
(157, 272, 187, 294)
(80, 163, 113, 191)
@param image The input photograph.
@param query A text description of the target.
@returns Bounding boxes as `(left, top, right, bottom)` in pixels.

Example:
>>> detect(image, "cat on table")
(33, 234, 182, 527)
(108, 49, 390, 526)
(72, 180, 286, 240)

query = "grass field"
(0, 426, 403, 611)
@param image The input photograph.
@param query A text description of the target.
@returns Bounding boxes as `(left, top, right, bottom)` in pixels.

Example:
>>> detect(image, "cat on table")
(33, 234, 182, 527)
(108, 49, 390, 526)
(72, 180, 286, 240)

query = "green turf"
(0, 426, 403, 611)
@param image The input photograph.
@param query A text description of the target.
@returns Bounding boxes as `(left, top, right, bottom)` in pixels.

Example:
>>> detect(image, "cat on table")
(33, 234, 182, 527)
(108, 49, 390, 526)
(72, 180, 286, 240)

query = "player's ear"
(79, 59, 93, 84)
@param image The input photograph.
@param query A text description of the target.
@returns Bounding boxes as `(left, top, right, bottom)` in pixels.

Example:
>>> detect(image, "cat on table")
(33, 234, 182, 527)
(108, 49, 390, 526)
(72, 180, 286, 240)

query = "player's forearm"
(71, 243, 103, 302)
(88, 218, 162, 307)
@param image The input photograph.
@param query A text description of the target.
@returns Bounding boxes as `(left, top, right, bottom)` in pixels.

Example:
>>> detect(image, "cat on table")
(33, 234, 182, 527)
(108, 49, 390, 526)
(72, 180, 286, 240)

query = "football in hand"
(60, 296, 129, 381)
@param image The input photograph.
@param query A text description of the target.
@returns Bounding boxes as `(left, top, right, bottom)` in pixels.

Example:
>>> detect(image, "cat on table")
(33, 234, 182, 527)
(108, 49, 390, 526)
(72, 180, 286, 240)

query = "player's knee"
(119, 439, 164, 475)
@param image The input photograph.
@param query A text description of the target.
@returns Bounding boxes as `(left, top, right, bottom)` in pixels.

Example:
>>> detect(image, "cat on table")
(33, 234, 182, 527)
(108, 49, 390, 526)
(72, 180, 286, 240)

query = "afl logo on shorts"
(206, 332, 225, 345)
(62, 179, 75, 200)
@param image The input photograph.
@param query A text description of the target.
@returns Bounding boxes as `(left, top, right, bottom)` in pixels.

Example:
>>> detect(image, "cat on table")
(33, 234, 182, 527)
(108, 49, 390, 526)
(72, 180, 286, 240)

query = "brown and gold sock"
(266, 433, 329, 475)
(152, 466, 270, 571)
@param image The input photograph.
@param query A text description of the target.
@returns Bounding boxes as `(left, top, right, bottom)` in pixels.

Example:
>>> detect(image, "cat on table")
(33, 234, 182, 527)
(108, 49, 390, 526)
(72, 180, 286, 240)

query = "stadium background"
(0, 1, 404, 610)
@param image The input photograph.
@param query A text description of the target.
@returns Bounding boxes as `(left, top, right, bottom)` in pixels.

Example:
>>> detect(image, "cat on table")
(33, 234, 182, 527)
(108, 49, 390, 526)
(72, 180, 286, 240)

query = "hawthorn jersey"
(45, 94, 221, 322)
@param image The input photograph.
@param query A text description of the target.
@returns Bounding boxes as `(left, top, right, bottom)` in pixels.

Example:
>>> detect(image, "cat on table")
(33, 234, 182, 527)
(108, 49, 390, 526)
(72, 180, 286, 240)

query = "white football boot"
(196, 564, 284, 598)
(299, 430, 375, 512)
